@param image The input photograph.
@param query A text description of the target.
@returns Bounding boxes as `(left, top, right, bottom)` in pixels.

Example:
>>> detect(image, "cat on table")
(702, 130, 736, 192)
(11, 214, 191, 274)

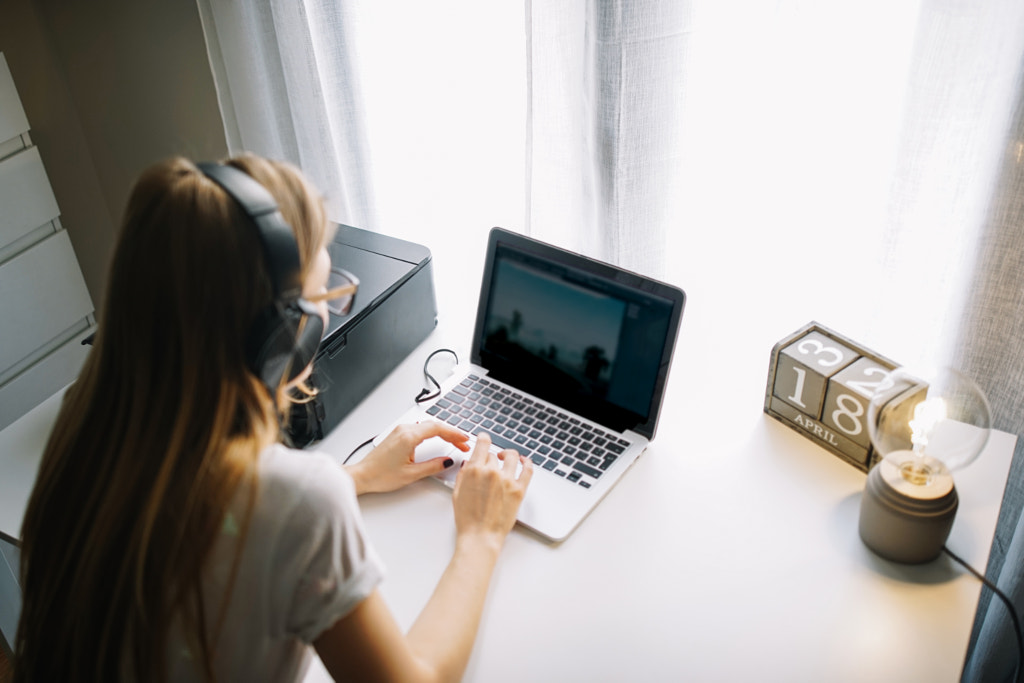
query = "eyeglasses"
(308, 267, 359, 316)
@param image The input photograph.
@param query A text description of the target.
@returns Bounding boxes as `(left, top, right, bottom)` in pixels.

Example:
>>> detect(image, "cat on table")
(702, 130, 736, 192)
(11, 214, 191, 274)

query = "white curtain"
(527, 0, 1024, 367)
(526, 2, 690, 278)
(196, 0, 526, 318)
(195, 0, 1024, 361)
(195, 0, 376, 230)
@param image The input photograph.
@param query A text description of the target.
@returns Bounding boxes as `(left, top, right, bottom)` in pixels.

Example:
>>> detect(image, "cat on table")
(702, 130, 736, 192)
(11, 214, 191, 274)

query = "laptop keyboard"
(425, 374, 629, 488)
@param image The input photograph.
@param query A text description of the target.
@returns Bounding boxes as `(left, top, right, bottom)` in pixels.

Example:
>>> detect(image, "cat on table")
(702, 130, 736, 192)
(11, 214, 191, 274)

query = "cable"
(944, 545, 1022, 682)
(343, 348, 458, 465)
(342, 435, 376, 465)
(415, 348, 459, 404)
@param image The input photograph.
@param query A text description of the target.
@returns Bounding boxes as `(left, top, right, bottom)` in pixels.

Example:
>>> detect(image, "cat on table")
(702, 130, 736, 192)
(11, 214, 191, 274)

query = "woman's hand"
(347, 422, 470, 495)
(452, 433, 533, 550)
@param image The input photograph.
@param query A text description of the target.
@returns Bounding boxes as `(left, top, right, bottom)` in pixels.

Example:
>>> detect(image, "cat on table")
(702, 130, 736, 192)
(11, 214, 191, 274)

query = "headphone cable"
(415, 348, 459, 404)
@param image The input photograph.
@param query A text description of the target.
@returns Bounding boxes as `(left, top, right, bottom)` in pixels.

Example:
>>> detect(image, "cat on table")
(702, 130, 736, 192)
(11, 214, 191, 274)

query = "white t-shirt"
(168, 444, 384, 682)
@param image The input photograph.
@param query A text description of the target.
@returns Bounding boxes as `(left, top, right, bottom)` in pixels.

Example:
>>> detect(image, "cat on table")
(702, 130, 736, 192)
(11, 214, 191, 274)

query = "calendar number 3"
(796, 339, 845, 367)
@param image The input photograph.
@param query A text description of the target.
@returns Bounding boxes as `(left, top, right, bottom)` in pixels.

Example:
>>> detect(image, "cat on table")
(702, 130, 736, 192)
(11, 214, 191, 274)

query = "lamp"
(859, 367, 992, 563)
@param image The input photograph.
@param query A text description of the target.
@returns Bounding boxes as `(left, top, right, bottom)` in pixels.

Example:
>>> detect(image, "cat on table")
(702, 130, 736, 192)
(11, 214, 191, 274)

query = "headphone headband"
(197, 161, 303, 299)
(196, 160, 323, 392)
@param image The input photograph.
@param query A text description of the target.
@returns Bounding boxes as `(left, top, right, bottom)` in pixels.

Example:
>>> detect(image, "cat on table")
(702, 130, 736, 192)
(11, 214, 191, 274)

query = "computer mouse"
(414, 435, 462, 464)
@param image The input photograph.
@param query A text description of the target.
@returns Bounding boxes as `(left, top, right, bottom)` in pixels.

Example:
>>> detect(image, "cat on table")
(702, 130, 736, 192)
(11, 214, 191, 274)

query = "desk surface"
(298, 319, 1014, 683)
(0, 232, 1016, 682)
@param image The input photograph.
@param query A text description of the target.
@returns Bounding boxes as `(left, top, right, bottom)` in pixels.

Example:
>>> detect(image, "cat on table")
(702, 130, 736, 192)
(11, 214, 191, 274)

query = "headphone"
(197, 162, 324, 393)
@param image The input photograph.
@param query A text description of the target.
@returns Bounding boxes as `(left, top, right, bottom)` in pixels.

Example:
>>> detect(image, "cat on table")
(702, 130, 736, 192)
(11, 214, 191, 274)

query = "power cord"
(342, 348, 460, 465)
(943, 545, 1022, 681)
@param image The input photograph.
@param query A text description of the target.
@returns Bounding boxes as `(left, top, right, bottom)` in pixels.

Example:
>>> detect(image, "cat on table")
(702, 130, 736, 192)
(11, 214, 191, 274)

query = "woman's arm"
(313, 538, 501, 682)
(315, 434, 532, 682)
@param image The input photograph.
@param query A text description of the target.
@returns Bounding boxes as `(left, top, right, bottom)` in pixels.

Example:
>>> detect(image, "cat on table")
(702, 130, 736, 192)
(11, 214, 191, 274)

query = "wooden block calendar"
(764, 322, 922, 472)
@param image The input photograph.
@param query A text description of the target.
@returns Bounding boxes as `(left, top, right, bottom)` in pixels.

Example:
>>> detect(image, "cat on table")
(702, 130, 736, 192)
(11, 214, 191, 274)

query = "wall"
(0, 0, 227, 311)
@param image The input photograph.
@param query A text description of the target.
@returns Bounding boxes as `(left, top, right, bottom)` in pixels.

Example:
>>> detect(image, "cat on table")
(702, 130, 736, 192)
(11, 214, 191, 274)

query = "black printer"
(288, 224, 437, 446)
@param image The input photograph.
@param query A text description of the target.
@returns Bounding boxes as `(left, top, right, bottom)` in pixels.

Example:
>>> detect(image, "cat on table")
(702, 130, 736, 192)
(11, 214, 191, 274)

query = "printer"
(288, 224, 437, 446)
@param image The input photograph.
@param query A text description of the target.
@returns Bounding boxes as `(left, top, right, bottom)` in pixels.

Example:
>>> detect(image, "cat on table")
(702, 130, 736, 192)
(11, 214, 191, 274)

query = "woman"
(13, 154, 532, 682)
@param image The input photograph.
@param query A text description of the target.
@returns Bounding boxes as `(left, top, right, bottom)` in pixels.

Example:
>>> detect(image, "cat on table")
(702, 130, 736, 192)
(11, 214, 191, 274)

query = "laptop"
(374, 227, 685, 541)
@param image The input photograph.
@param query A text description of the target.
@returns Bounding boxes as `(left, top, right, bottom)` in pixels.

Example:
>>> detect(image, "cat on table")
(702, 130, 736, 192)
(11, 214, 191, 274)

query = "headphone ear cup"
(245, 301, 324, 390)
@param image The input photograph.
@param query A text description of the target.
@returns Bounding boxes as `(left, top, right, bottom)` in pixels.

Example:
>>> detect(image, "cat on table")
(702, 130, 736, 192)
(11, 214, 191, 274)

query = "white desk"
(0, 388, 65, 539)
(294, 317, 1015, 683)
(0, 245, 1016, 683)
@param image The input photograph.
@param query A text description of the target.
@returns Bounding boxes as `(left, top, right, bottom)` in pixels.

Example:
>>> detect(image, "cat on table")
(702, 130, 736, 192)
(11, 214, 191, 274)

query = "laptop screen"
(473, 230, 684, 437)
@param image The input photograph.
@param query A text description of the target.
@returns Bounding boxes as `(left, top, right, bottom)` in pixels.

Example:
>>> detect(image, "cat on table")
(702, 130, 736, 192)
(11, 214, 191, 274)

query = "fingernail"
(444, 458, 455, 468)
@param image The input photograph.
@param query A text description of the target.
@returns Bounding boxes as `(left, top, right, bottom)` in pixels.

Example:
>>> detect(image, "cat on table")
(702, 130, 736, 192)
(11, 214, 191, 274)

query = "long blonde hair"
(13, 154, 329, 682)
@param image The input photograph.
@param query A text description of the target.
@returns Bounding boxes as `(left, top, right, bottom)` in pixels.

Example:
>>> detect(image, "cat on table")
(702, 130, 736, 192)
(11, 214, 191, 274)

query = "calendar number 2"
(846, 367, 894, 399)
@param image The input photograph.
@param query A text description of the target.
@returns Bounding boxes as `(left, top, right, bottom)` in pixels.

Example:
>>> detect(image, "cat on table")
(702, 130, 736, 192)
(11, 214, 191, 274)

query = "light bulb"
(859, 367, 992, 563)
(868, 367, 992, 488)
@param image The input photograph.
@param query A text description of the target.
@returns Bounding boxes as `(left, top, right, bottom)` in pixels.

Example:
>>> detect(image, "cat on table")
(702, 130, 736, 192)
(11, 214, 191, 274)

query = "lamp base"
(858, 460, 958, 564)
